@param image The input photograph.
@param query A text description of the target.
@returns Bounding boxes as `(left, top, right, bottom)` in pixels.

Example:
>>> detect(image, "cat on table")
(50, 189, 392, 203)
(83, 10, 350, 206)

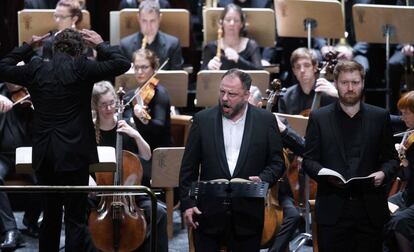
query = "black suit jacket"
(0, 43, 130, 173)
(303, 102, 398, 226)
(179, 104, 285, 236)
(120, 31, 183, 70)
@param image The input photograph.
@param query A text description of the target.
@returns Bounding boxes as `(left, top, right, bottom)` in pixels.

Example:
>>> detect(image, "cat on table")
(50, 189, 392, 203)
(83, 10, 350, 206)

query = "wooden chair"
(110, 9, 190, 46)
(115, 70, 189, 108)
(151, 147, 185, 239)
(18, 9, 91, 45)
(196, 70, 270, 107)
(202, 7, 276, 48)
(171, 115, 192, 147)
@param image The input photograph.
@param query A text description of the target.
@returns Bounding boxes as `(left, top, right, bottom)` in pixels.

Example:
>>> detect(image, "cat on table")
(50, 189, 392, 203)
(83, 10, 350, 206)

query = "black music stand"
(274, 1, 344, 250)
(353, 4, 414, 109)
(274, 0, 344, 49)
(190, 180, 269, 199)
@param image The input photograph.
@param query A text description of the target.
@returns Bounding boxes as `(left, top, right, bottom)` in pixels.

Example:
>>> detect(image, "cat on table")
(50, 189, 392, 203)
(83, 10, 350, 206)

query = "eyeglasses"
(134, 65, 151, 72)
(53, 14, 72, 20)
(223, 18, 242, 24)
(97, 100, 116, 109)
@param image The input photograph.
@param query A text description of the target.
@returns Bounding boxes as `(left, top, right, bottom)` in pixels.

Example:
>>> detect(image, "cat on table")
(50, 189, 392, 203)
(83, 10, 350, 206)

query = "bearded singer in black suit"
(303, 60, 399, 252)
(179, 69, 285, 252)
(0, 28, 130, 252)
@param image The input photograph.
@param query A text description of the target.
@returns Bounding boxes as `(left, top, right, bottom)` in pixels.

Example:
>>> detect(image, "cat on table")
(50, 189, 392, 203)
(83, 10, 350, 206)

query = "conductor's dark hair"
(53, 28, 85, 57)
(222, 68, 252, 91)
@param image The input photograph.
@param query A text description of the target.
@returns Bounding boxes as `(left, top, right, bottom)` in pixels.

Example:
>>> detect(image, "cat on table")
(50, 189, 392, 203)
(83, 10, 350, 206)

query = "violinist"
(90, 81, 168, 252)
(384, 90, 414, 252)
(278, 47, 338, 115)
(201, 3, 262, 70)
(119, 0, 183, 70)
(0, 82, 40, 249)
(0, 28, 130, 251)
(124, 48, 172, 187)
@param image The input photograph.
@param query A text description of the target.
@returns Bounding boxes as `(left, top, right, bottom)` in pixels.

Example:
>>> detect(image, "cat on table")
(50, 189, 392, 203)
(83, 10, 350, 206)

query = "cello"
(88, 87, 147, 252)
(260, 79, 286, 248)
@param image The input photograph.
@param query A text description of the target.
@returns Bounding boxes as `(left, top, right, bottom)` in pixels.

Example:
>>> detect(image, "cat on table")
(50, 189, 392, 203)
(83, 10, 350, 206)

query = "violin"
(125, 59, 169, 123)
(11, 87, 32, 108)
(396, 129, 414, 166)
(89, 87, 147, 252)
(133, 77, 159, 122)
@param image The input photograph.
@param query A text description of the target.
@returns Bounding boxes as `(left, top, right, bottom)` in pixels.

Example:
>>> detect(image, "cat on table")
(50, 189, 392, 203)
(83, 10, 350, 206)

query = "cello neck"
(115, 88, 126, 186)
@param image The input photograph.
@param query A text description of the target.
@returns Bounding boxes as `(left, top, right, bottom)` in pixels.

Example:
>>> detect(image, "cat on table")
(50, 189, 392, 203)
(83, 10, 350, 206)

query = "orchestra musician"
(201, 3, 262, 70)
(0, 28, 130, 251)
(90, 81, 168, 252)
(248, 86, 303, 252)
(0, 82, 41, 249)
(123, 48, 172, 187)
(37, 0, 88, 60)
(303, 60, 399, 252)
(179, 69, 285, 252)
(278, 47, 338, 115)
(320, 0, 372, 72)
(119, 0, 183, 70)
(388, 1, 414, 114)
(384, 90, 414, 252)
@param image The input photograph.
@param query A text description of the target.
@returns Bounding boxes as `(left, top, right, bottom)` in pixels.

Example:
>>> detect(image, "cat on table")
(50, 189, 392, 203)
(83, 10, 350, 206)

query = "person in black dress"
(201, 3, 262, 70)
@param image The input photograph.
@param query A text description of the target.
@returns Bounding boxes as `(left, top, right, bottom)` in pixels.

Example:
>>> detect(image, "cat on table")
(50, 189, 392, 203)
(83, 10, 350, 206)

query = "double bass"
(291, 51, 339, 204)
(89, 88, 147, 252)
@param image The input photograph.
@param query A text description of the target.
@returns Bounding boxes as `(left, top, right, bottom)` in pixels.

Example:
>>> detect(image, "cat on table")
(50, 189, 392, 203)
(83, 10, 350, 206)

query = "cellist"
(248, 86, 302, 252)
(278, 47, 338, 115)
(90, 81, 169, 252)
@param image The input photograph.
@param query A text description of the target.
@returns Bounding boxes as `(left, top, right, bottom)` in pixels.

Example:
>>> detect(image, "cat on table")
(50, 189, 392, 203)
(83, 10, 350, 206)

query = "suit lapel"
(232, 105, 251, 178)
(215, 108, 232, 177)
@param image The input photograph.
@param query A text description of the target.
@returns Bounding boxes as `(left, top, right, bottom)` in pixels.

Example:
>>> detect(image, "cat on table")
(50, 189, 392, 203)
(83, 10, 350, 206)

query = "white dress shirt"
(222, 105, 248, 176)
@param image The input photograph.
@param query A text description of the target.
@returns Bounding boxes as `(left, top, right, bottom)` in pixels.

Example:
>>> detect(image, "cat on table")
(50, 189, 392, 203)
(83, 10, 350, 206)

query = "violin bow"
(12, 94, 31, 107)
